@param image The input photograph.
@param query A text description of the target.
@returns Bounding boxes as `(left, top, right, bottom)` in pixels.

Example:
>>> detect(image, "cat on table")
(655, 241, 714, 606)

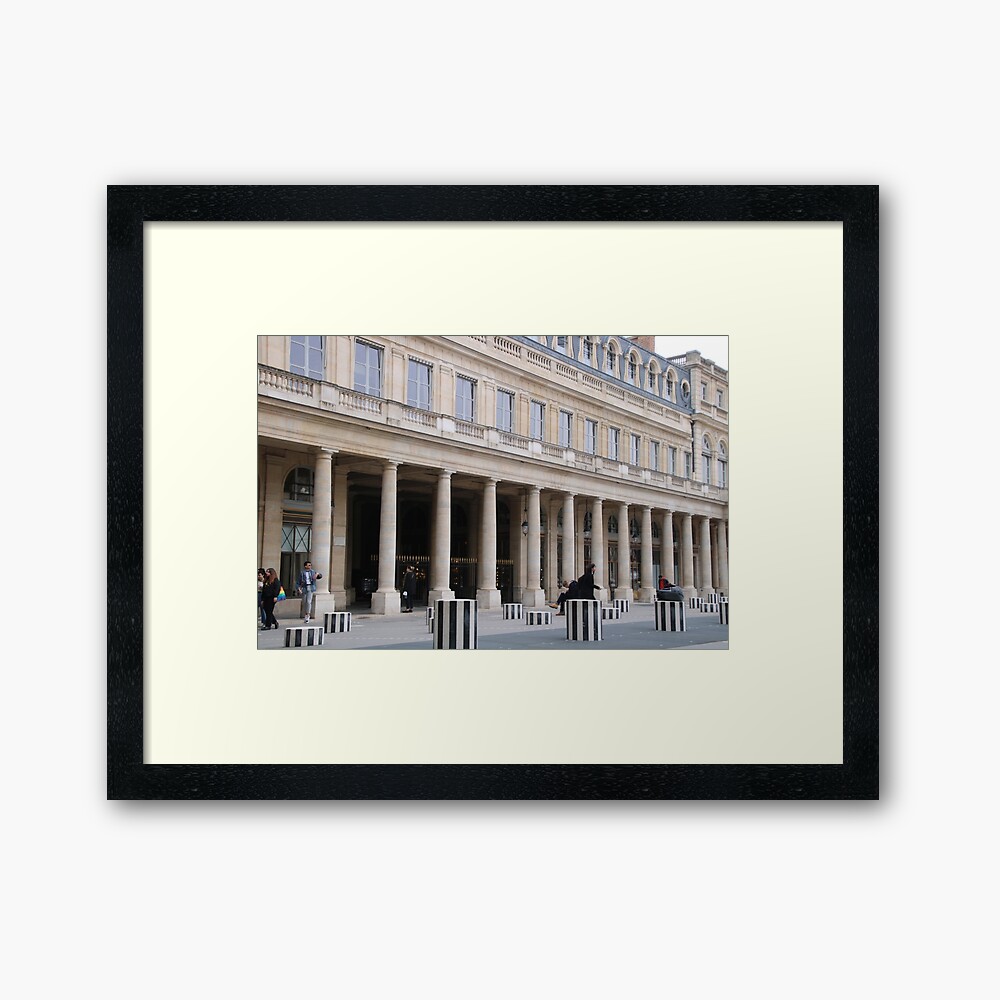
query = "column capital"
(437, 468, 454, 479)
(527, 484, 541, 496)
(382, 459, 399, 472)
(315, 446, 338, 458)
(563, 491, 576, 499)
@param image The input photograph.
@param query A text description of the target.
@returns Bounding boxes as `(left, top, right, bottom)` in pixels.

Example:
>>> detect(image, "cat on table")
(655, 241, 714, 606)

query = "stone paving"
(257, 603, 728, 652)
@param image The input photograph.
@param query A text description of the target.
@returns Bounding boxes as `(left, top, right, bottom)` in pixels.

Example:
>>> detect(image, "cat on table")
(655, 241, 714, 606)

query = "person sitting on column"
(401, 564, 416, 613)
(295, 560, 322, 624)
(550, 580, 569, 613)
(557, 578, 580, 614)
(576, 564, 601, 602)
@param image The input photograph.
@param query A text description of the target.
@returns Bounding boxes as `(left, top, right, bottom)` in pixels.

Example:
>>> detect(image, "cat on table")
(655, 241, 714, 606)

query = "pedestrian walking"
(257, 568, 267, 628)
(260, 568, 282, 630)
(401, 565, 416, 612)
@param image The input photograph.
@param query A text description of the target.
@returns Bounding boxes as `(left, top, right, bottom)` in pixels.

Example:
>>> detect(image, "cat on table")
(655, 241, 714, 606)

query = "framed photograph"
(108, 185, 877, 799)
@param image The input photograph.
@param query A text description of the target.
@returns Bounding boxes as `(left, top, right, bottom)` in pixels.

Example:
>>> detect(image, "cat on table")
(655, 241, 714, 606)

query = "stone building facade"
(257, 335, 729, 617)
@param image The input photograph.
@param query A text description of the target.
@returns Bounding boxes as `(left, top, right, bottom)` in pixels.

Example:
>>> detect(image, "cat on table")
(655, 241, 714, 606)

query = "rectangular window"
(559, 410, 573, 447)
(665, 378, 673, 401)
(701, 381, 708, 400)
(630, 433, 640, 465)
(718, 460, 727, 487)
(530, 401, 545, 440)
(650, 440, 660, 471)
(290, 336, 324, 380)
(628, 359, 637, 382)
(456, 375, 476, 421)
(684, 451, 692, 478)
(608, 427, 620, 461)
(703, 454, 711, 483)
(584, 418, 597, 455)
(648, 371, 656, 390)
(496, 389, 514, 432)
(407, 359, 432, 410)
(717, 389, 724, 407)
(668, 446, 677, 475)
(583, 339, 593, 363)
(555, 336, 568, 354)
(353, 340, 383, 396)
(606, 350, 616, 374)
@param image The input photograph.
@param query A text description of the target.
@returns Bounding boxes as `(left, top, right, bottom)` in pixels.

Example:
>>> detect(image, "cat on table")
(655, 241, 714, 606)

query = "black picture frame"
(108, 185, 878, 800)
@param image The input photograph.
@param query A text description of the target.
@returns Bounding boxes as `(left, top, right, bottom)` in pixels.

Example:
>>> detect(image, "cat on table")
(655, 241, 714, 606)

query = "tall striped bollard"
(565, 600, 603, 642)
(433, 600, 478, 649)
(719, 603, 729, 625)
(655, 602, 686, 632)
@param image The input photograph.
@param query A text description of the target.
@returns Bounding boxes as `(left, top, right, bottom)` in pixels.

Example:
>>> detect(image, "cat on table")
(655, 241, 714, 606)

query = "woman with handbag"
(260, 568, 283, 630)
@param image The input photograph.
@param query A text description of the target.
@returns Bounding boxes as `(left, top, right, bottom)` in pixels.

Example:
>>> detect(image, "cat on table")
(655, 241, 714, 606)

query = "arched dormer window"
(647, 360, 660, 393)
(702, 434, 713, 485)
(554, 336, 568, 354)
(718, 442, 728, 488)
(284, 467, 314, 502)
(581, 336, 596, 366)
(664, 369, 675, 401)
(626, 351, 640, 384)
(605, 343, 618, 376)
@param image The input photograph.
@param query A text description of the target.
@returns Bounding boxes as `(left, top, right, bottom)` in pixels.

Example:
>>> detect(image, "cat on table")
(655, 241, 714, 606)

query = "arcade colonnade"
(259, 446, 729, 617)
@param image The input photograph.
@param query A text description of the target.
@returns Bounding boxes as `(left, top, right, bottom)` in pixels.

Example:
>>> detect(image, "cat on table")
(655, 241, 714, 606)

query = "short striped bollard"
(434, 600, 478, 650)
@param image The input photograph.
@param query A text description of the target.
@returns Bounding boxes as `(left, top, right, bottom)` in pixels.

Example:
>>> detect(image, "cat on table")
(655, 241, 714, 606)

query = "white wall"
(4, 2, 995, 998)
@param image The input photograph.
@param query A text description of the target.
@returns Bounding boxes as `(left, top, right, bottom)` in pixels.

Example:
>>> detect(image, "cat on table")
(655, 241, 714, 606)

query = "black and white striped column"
(502, 603, 523, 620)
(284, 626, 325, 647)
(719, 603, 729, 625)
(525, 610, 552, 625)
(433, 599, 478, 649)
(323, 612, 351, 633)
(565, 600, 603, 642)
(426, 607, 435, 632)
(613, 598, 631, 614)
(602, 605, 621, 620)
(655, 602, 686, 632)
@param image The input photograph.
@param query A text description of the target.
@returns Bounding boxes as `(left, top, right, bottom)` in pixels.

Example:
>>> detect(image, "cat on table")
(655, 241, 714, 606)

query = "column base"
(523, 589, 547, 608)
(371, 591, 401, 615)
(332, 591, 348, 610)
(312, 593, 336, 616)
(637, 587, 656, 603)
(428, 589, 456, 604)
(683, 586, 698, 600)
(476, 588, 502, 610)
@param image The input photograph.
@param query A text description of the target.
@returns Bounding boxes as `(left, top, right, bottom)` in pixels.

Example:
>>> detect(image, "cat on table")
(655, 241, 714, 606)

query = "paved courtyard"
(257, 603, 728, 651)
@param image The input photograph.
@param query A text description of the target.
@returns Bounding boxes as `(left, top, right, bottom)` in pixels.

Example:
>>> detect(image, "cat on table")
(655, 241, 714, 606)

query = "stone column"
(477, 478, 501, 609)
(310, 448, 336, 615)
(711, 522, 721, 592)
(546, 494, 559, 597)
(617, 502, 631, 601)
(371, 461, 401, 614)
(524, 485, 546, 607)
(716, 518, 730, 596)
(429, 470, 455, 603)
(561, 492, 576, 585)
(260, 453, 285, 574)
(330, 462, 349, 608)
(698, 516, 714, 596)
(576, 506, 585, 577)
(639, 505, 655, 602)
(680, 513, 696, 600)
(661, 510, 675, 585)
(591, 498, 605, 591)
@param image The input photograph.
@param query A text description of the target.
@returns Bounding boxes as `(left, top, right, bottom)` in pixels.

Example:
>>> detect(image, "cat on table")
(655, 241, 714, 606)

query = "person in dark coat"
(260, 568, 282, 630)
(561, 578, 581, 612)
(401, 565, 416, 612)
(576, 564, 601, 601)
